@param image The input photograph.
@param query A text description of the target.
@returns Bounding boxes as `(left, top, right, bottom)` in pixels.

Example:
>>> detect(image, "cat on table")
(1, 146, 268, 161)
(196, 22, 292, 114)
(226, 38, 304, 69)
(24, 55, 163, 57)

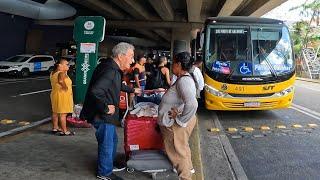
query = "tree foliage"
(290, 0, 320, 56)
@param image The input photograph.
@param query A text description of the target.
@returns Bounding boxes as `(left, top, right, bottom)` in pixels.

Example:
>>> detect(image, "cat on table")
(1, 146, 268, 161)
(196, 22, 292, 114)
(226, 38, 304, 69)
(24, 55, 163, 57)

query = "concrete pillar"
(171, 29, 192, 56)
(170, 28, 199, 57)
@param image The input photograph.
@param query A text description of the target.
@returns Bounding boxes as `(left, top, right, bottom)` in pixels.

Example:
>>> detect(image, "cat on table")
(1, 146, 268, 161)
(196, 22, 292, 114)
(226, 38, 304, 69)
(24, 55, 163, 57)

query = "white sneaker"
(172, 168, 195, 174)
(190, 168, 195, 174)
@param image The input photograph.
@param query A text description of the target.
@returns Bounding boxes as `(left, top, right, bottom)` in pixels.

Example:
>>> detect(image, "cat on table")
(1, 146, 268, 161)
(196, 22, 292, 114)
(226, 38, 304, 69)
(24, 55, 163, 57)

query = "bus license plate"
(244, 102, 260, 107)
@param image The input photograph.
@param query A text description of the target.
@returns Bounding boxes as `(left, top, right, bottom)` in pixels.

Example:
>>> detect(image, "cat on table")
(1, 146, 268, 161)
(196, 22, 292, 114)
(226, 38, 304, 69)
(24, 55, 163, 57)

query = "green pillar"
(73, 16, 106, 103)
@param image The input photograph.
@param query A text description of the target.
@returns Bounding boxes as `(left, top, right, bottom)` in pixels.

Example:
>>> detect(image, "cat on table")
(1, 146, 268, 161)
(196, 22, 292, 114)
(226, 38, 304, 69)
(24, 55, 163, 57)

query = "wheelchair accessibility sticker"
(34, 62, 42, 72)
(238, 62, 252, 75)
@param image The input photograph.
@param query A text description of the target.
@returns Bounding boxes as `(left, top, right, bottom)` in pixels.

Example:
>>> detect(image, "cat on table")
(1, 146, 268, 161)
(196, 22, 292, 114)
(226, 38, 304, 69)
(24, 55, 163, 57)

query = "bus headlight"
(204, 84, 227, 97)
(276, 86, 294, 96)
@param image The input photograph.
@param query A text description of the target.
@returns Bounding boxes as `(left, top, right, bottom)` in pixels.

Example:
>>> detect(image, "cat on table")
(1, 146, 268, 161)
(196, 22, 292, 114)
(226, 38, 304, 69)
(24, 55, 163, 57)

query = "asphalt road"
(208, 79, 320, 180)
(0, 73, 75, 133)
(2, 74, 320, 180)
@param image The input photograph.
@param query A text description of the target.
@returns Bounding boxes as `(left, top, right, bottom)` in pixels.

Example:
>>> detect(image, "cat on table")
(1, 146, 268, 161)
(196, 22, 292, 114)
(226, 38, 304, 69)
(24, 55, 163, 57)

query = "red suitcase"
(124, 114, 164, 157)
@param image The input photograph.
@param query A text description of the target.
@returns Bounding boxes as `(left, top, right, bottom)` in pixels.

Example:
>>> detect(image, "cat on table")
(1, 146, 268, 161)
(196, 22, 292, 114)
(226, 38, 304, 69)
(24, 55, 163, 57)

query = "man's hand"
(134, 88, 142, 95)
(107, 105, 115, 115)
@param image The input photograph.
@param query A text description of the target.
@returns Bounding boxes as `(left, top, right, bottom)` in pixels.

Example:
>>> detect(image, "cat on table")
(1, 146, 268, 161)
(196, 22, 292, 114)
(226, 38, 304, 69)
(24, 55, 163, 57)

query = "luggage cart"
(123, 90, 172, 179)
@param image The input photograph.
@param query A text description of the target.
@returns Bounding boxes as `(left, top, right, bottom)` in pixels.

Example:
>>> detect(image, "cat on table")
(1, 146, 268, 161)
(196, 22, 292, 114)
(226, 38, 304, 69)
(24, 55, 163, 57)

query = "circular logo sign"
(221, 84, 228, 91)
(84, 21, 95, 30)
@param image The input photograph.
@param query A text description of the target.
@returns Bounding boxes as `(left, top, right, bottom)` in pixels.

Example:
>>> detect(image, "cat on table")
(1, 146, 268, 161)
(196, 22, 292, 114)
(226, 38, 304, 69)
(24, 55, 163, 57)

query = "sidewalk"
(0, 123, 177, 180)
(0, 108, 237, 180)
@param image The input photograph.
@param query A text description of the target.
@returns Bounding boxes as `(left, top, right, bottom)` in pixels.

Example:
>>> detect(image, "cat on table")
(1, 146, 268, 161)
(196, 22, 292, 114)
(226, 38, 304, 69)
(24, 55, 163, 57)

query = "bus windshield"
(205, 26, 294, 79)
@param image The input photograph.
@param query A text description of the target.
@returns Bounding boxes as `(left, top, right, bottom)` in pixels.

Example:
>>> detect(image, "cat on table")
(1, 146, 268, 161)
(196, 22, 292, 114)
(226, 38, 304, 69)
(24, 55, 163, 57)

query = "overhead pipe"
(0, 0, 76, 19)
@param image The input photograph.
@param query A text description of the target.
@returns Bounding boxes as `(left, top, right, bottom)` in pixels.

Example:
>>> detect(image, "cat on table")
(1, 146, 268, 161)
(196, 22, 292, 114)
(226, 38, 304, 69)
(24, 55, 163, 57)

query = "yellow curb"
(0, 119, 15, 124)
(276, 125, 286, 129)
(209, 128, 220, 132)
(191, 117, 204, 180)
(292, 124, 302, 128)
(227, 128, 238, 133)
(308, 124, 318, 128)
(243, 127, 254, 132)
(18, 121, 30, 126)
(260, 126, 270, 131)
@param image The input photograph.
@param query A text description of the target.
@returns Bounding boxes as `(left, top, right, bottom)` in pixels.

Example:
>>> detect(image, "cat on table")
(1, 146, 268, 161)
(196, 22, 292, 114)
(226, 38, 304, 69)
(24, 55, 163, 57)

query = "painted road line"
(291, 103, 320, 121)
(0, 117, 51, 138)
(12, 85, 76, 97)
(0, 78, 49, 85)
(260, 126, 271, 131)
(11, 89, 52, 97)
(0, 76, 49, 83)
(295, 84, 320, 92)
(243, 127, 254, 132)
(0, 119, 15, 124)
(227, 128, 238, 133)
(18, 121, 30, 126)
(212, 112, 248, 180)
(292, 124, 303, 128)
(209, 128, 220, 133)
(308, 124, 318, 128)
(276, 125, 287, 129)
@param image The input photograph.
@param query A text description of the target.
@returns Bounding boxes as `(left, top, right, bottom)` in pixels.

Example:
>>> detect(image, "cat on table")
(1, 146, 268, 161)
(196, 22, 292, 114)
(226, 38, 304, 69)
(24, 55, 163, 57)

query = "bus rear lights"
(205, 84, 227, 97)
(276, 86, 294, 96)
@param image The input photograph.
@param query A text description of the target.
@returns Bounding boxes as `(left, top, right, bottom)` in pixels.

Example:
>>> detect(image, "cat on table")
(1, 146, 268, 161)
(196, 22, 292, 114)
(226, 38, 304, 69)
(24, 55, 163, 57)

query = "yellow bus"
(201, 17, 295, 110)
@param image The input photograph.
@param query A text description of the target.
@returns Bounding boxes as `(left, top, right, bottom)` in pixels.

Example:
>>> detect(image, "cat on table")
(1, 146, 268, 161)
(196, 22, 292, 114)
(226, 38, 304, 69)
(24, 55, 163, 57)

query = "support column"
(171, 28, 199, 56)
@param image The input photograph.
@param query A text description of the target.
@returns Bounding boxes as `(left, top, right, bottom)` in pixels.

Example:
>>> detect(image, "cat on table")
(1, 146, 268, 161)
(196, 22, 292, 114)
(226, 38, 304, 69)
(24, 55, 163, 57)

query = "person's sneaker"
(97, 173, 123, 180)
(113, 162, 126, 172)
(190, 168, 196, 174)
(172, 168, 195, 174)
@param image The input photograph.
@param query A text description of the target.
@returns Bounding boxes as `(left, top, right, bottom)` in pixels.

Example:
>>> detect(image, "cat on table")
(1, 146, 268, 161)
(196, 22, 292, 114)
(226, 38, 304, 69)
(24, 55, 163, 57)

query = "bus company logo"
(84, 21, 95, 30)
(221, 84, 228, 91)
(262, 85, 275, 91)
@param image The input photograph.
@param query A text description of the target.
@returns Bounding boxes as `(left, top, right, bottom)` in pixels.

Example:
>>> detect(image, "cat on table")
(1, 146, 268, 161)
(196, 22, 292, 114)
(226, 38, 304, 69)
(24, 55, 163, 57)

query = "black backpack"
(147, 67, 165, 89)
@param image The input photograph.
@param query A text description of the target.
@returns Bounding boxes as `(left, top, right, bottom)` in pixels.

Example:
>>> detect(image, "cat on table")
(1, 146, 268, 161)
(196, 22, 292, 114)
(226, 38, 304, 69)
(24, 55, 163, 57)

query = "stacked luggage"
(122, 91, 172, 179)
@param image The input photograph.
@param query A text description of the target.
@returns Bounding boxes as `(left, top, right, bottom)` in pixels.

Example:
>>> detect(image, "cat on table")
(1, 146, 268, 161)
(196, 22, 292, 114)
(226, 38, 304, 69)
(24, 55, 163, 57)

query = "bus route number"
(235, 86, 245, 92)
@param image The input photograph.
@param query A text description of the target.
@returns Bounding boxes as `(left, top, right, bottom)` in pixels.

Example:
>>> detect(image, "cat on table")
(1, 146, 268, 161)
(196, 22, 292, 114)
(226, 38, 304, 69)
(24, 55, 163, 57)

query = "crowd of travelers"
(49, 42, 204, 180)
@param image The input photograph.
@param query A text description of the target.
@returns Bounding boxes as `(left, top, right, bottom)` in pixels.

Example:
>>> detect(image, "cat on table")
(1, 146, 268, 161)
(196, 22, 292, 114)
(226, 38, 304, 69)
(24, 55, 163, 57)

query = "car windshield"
(5, 56, 30, 62)
(205, 25, 294, 78)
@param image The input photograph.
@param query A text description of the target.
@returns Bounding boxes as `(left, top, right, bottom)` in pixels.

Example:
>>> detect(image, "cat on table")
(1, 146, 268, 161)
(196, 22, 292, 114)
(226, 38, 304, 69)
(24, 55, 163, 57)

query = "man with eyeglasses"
(80, 42, 141, 180)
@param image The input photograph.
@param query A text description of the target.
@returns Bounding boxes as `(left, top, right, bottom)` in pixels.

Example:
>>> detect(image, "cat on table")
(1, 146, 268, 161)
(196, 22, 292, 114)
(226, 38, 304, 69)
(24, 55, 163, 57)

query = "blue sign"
(212, 60, 231, 74)
(238, 62, 252, 75)
(34, 62, 41, 72)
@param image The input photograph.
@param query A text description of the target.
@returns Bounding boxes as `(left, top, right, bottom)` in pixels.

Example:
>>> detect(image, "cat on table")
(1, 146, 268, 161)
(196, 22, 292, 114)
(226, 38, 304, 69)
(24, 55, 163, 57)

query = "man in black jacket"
(80, 42, 140, 180)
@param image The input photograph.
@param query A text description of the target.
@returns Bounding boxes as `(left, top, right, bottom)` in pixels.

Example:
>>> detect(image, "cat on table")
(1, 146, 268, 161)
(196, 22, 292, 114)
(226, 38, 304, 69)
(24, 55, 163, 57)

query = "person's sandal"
(58, 131, 75, 136)
(51, 129, 62, 134)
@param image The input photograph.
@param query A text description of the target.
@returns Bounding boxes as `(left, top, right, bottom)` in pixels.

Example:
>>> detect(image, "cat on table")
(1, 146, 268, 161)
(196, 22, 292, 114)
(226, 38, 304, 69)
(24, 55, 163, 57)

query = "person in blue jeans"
(80, 42, 140, 180)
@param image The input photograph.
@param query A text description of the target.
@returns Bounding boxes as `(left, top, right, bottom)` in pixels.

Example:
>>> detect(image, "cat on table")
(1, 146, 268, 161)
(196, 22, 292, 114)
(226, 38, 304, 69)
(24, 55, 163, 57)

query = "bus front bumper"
(204, 90, 294, 111)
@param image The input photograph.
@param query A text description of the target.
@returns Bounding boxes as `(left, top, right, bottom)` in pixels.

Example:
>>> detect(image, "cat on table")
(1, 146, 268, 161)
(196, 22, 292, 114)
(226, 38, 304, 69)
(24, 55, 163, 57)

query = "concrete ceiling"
(39, 0, 288, 47)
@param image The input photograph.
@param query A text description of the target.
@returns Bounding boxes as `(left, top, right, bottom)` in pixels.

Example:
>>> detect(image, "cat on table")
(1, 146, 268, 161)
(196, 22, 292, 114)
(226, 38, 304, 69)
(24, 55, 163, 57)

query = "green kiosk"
(73, 16, 106, 103)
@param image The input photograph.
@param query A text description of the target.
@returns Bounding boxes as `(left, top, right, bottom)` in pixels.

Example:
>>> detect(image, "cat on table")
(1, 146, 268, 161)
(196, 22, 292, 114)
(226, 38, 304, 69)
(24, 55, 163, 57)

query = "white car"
(0, 54, 55, 77)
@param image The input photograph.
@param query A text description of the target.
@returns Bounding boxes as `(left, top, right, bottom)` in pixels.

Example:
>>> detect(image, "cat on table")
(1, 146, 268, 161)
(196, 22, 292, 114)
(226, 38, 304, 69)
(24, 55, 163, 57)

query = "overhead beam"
(111, 0, 159, 20)
(148, 0, 174, 21)
(153, 29, 171, 42)
(110, 0, 172, 42)
(186, 0, 203, 22)
(68, 0, 163, 43)
(68, 0, 127, 19)
(218, 0, 246, 16)
(250, 0, 288, 17)
(35, 20, 203, 29)
(136, 29, 163, 42)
